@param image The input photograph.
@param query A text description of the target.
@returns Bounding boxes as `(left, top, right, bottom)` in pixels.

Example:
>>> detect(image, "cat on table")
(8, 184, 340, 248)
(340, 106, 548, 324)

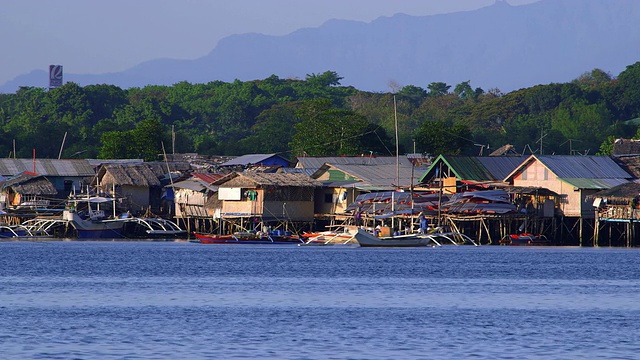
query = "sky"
(0, 0, 540, 86)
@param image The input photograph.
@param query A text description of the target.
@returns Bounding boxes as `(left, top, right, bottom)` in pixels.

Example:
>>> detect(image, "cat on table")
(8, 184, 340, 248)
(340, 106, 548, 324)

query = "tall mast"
(392, 95, 399, 230)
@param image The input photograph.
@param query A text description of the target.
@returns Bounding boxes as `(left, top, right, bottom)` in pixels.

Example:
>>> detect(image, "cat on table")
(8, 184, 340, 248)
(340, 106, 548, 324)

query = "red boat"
(500, 233, 551, 246)
(193, 231, 304, 245)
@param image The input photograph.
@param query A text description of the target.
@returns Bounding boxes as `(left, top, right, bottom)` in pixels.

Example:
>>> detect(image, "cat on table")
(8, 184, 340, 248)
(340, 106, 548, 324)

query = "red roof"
(192, 173, 224, 184)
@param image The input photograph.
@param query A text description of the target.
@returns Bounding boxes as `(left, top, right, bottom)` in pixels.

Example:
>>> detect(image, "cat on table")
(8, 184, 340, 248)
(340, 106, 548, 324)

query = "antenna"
(535, 128, 548, 155)
(474, 144, 489, 156)
(560, 139, 582, 155)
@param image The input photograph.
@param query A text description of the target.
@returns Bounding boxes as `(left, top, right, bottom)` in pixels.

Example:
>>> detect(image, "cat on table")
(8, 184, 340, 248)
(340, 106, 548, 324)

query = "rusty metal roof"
(0, 159, 95, 177)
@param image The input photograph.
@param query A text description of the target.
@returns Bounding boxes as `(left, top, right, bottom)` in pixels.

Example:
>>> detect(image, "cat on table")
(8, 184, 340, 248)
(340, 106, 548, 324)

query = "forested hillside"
(1, 62, 640, 161)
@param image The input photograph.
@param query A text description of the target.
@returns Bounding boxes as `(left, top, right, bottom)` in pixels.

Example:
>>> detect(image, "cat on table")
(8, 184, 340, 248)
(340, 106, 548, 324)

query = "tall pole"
(410, 139, 415, 232)
(394, 95, 399, 190)
(393, 94, 399, 231)
(438, 162, 443, 227)
(172, 125, 176, 155)
(58, 132, 67, 160)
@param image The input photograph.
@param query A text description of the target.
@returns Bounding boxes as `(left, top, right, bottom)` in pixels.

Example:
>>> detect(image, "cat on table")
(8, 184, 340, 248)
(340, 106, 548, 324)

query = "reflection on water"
(1, 241, 640, 359)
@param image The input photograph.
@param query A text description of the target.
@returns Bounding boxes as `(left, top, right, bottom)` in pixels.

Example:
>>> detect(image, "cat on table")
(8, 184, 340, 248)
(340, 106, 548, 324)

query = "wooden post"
(594, 210, 599, 248)
(579, 217, 583, 247)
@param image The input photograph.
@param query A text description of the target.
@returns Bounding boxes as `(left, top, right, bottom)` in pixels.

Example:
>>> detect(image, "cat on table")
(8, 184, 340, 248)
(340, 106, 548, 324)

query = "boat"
(121, 217, 187, 238)
(0, 223, 53, 239)
(354, 228, 436, 247)
(500, 233, 551, 246)
(63, 205, 127, 239)
(194, 230, 304, 245)
(298, 227, 358, 246)
(354, 228, 477, 247)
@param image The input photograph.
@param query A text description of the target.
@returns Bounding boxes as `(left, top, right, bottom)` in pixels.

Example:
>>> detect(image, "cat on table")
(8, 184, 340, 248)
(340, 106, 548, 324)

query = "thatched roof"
(613, 139, 640, 156)
(0, 172, 57, 195)
(98, 164, 161, 187)
(489, 144, 520, 157)
(587, 182, 640, 201)
(213, 172, 321, 188)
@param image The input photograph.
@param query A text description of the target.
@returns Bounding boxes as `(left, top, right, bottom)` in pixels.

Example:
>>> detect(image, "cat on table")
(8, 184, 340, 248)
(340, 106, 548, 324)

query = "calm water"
(1, 241, 640, 359)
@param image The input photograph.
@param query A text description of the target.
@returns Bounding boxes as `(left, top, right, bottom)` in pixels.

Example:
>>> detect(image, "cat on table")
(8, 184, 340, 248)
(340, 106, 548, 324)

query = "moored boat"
(354, 228, 436, 247)
(194, 231, 303, 244)
(500, 233, 551, 246)
(354, 228, 477, 247)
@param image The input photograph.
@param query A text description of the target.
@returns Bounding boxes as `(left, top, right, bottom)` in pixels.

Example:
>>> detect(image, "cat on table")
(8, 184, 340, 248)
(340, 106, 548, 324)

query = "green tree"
(290, 99, 373, 156)
(617, 62, 640, 119)
(427, 82, 451, 97)
(414, 120, 472, 155)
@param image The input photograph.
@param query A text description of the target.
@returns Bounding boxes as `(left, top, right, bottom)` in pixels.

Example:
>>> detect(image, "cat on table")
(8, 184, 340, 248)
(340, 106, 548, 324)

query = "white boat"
(354, 228, 477, 247)
(62, 206, 127, 239)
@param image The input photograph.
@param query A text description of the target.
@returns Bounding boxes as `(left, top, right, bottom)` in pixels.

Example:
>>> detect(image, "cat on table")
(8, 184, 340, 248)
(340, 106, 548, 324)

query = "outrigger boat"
(193, 230, 303, 244)
(0, 223, 53, 239)
(21, 194, 186, 239)
(354, 228, 477, 247)
(499, 233, 551, 246)
(298, 226, 358, 246)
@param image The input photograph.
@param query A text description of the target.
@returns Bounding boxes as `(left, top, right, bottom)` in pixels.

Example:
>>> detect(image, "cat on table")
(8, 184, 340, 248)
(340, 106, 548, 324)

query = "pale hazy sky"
(0, 0, 540, 86)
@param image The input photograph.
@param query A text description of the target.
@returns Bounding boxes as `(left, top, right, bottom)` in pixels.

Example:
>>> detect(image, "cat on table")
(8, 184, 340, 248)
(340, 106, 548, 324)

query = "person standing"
(419, 214, 428, 234)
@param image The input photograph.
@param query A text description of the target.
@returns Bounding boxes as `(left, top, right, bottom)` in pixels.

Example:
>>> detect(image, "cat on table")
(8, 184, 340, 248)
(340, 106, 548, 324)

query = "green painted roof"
(419, 155, 496, 183)
(559, 178, 630, 190)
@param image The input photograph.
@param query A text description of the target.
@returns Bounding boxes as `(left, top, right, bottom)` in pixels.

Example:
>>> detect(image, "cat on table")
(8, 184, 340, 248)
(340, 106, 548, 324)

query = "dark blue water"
(1, 241, 640, 359)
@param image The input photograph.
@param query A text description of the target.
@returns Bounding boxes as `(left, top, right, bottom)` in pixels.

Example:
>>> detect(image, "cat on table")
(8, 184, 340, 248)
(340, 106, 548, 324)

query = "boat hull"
(354, 228, 435, 247)
(74, 221, 125, 239)
(194, 232, 303, 245)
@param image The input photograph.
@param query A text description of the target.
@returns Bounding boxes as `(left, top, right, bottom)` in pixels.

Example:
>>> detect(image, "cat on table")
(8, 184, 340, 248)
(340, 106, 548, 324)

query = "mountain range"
(2, 0, 639, 94)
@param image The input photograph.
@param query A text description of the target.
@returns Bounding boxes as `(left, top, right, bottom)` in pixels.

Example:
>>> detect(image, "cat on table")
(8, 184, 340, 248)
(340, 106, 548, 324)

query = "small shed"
(171, 173, 223, 218)
(213, 172, 320, 223)
(95, 164, 161, 214)
(0, 172, 58, 210)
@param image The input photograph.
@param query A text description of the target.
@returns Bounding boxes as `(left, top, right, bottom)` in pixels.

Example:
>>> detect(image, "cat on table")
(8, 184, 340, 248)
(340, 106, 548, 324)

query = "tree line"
(1, 63, 640, 161)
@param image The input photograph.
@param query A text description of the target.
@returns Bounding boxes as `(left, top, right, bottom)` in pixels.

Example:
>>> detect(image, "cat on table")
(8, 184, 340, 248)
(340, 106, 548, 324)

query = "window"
(521, 169, 527, 180)
(543, 168, 548, 180)
(324, 193, 333, 203)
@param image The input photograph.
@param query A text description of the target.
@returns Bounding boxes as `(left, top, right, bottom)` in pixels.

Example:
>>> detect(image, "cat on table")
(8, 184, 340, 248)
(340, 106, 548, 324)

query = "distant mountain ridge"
(2, 0, 639, 94)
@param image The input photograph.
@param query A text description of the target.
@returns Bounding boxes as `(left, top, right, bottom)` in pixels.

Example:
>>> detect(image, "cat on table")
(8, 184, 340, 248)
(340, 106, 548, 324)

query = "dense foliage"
(1, 64, 640, 161)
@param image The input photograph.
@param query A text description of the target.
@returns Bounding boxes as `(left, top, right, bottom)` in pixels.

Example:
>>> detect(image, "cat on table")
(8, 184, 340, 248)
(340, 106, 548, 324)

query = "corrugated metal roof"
(319, 180, 363, 188)
(278, 167, 317, 176)
(537, 155, 632, 179)
(221, 154, 289, 166)
(319, 163, 427, 188)
(170, 178, 217, 192)
(559, 178, 630, 190)
(296, 156, 413, 169)
(420, 156, 496, 183)
(477, 156, 526, 181)
(444, 157, 496, 181)
(86, 159, 144, 167)
(192, 173, 224, 184)
(0, 159, 96, 177)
